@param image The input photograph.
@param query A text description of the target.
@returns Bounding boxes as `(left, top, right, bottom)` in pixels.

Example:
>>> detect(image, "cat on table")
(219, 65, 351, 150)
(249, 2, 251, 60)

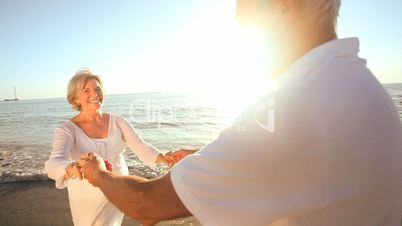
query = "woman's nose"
(90, 90, 98, 97)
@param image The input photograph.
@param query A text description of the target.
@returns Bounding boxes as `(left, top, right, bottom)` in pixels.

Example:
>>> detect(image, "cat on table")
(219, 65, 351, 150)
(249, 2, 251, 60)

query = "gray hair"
(236, 0, 341, 30)
(301, 0, 341, 29)
(263, 0, 341, 28)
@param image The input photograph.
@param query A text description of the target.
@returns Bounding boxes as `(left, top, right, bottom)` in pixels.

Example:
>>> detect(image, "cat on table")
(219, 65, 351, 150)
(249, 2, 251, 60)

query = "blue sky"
(0, 0, 401, 100)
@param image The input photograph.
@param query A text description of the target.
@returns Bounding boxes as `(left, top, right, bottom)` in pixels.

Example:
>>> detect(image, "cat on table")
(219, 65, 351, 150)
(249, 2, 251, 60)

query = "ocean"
(0, 84, 401, 183)
(0, 92, 239, 182)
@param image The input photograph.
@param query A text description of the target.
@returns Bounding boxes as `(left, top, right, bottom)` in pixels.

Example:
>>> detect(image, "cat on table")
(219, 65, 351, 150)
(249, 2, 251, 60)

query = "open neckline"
(70, 113, 112, 140)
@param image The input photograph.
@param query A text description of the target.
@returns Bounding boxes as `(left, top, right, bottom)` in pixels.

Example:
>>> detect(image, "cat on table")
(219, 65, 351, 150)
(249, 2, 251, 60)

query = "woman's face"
(75, 78, 104, 112)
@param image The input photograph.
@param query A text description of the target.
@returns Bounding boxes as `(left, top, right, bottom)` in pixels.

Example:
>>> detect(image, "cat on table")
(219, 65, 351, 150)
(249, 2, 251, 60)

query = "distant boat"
(4, 86, 19, 101)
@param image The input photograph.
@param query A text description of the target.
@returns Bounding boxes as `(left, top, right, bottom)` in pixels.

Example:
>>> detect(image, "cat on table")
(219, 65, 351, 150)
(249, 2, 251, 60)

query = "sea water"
(0, 84, 401, 183)
(0, 92, 237, 182)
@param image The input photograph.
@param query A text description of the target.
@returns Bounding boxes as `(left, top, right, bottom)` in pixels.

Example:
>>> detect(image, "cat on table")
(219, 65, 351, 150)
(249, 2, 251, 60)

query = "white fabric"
(171, 38, 402, 226)
(45, 114, 161, 226)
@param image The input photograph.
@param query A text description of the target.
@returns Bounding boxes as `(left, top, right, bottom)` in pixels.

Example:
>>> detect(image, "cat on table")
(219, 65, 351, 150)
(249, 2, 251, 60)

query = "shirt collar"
(277, 37, 360, 86)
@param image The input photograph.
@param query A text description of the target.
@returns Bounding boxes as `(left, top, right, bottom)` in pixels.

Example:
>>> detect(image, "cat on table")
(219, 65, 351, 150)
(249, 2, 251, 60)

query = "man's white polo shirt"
(171, 38, 402, 226)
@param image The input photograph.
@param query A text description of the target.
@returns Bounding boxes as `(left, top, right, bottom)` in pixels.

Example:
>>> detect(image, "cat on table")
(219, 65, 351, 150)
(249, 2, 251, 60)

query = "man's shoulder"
(307, 51, 370, 83)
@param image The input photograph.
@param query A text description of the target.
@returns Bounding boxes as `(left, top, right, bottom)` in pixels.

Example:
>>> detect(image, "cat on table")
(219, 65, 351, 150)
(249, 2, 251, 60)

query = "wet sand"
(0, 181, 200, 226)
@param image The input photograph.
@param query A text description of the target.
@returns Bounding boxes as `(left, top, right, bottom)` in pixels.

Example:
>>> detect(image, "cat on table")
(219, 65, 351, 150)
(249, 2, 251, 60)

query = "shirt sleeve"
(170, 93, 329, 226)
(44, 124, 75, 189)
(116, 116, 161, 167)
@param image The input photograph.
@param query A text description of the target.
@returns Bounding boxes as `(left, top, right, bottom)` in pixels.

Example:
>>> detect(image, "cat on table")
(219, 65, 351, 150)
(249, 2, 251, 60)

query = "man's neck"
(271, 26, 337, 78)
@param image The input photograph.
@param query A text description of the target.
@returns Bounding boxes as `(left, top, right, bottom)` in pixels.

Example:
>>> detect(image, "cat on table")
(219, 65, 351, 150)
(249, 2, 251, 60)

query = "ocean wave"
(0, 172, 50, 183)
(133, 121, 188, 129)
(0, 144, 170, 184)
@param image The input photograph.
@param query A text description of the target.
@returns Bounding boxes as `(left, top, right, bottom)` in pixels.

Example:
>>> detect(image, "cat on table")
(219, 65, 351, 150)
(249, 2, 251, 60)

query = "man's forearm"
(95, 170, 191, 225)
(95, 170, 150, 221)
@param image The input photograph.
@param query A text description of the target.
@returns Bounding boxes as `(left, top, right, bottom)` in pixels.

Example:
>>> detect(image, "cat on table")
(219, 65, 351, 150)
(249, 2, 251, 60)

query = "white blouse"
(45, 114, 161, 226)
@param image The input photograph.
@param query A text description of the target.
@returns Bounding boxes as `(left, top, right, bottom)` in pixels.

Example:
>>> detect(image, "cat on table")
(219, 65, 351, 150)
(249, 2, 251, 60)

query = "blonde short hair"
(67, 68, 104, 111)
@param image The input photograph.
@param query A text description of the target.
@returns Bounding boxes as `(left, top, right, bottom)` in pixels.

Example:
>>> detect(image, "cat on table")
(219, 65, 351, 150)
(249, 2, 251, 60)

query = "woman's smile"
(88, 99, 101, 104)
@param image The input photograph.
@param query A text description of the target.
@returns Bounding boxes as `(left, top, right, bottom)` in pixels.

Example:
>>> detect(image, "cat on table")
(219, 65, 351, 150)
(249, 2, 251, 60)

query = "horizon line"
(1, 82, 401, 102)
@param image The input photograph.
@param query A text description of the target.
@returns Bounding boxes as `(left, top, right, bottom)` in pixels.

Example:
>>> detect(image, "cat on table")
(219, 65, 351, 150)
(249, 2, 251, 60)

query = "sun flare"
(161, 5, 273, 121)
(104, 1, 273, 122)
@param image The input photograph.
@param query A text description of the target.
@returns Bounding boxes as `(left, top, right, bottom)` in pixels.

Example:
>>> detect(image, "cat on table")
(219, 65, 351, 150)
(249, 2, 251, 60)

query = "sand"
(0, 181, 200, 226)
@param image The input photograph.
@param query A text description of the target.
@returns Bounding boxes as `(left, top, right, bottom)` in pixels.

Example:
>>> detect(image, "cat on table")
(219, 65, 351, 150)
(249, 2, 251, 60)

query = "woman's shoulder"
(59, 120, 75, 128)
(54, 120, 76, 137)
(106, 113, 128, 123)
(109, 114, 135, 131)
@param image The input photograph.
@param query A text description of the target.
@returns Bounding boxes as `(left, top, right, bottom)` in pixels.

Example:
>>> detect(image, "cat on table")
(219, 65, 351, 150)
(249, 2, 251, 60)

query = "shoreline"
(0, 180, 200, 226)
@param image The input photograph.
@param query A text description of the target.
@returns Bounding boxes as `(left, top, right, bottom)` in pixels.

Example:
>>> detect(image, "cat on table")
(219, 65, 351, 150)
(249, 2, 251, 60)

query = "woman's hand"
(63, 155, 113, 182)
(155, 153, 173, 166)
(64, 162, 83, 180)
(165, 148, 199, 166)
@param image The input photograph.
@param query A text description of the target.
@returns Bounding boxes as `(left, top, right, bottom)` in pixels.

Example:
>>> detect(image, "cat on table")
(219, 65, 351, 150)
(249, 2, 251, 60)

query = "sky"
(0, 0, 401, 100)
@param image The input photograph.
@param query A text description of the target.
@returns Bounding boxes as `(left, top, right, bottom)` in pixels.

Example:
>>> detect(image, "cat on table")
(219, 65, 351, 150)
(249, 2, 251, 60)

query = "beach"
(0, 180, 200, 226)
(1, 181, 401, 226)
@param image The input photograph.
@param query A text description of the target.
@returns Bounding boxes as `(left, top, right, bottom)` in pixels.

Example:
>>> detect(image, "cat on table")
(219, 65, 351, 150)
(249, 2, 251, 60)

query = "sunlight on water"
(0, 83, 401, 183)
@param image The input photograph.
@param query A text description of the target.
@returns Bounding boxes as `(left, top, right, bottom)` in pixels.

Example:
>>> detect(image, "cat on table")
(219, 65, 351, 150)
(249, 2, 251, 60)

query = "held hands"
(163, 148, 199, 166)
(64, 162, 84, 180)
(79, 152, 109, 187)
(77, 149, 197, 186)
(64, 153, 112, 186)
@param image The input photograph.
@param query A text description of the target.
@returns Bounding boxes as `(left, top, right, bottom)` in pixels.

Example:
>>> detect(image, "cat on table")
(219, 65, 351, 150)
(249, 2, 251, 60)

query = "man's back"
(271, 38, 402, 226)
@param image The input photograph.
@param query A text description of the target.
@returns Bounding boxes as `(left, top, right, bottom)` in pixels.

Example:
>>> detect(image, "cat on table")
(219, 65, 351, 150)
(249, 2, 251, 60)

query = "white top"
(45, 114, 161, 226)
(171, 38, 402, 226)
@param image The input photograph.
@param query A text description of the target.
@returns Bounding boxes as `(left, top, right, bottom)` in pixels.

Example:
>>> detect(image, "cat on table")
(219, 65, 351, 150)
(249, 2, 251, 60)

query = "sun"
(162, 4, 273, 122)
(105, 1, 273, 123)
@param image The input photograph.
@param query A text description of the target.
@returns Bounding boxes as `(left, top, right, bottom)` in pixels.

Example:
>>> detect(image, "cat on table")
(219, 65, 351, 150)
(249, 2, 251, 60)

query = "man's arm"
(80, 153, 191, 226)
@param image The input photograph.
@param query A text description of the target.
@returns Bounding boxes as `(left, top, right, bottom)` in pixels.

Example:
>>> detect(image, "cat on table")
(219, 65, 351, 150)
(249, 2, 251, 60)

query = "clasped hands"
(64, 149, 197, 186)
(163, 148, 199, 167)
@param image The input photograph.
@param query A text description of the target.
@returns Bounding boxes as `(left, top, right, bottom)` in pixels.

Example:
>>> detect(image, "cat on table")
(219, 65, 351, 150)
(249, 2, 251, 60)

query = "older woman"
(45, 69, 171, 226)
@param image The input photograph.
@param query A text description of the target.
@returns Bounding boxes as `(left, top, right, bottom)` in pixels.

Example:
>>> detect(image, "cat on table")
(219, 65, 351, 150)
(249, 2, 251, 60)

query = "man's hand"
(79, 152, 108, 187)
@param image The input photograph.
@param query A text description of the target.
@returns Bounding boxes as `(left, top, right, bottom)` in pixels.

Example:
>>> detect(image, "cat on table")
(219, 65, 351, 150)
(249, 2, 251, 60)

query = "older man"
(80, 0, 402, 225)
